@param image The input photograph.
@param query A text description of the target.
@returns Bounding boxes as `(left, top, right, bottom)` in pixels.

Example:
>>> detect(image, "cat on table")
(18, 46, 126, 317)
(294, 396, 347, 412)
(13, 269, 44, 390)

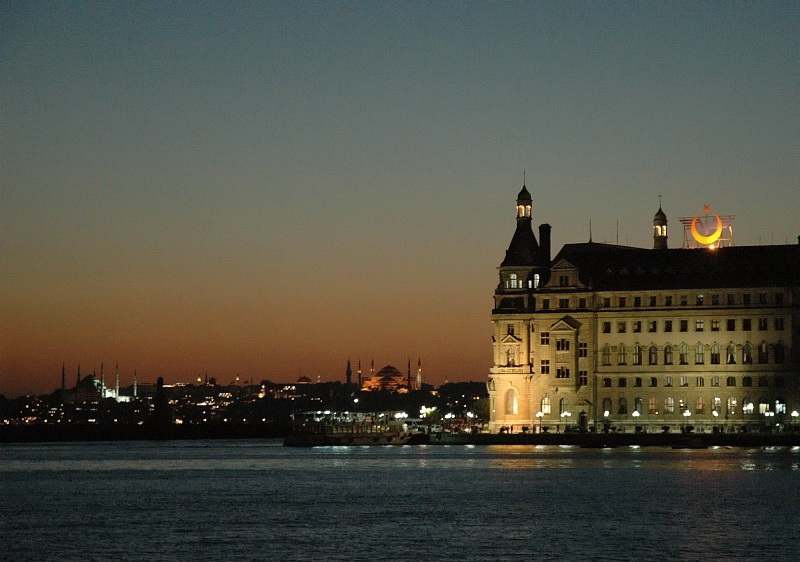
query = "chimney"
(539, 224, 552, 263)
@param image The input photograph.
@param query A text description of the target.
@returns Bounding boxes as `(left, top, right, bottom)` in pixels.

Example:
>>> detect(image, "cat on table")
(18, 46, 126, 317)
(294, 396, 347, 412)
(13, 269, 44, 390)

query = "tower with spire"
(653, 198, 668, 249)
(345, 359, 353, 386)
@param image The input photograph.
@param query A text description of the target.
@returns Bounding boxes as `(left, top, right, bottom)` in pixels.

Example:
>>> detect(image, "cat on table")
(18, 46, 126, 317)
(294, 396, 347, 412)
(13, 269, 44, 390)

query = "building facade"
(487, 186, 800, 434)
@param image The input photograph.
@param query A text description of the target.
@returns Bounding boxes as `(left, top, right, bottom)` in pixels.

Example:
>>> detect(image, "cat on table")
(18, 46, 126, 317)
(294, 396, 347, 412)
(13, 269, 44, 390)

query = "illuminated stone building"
(487, 185, 800, 433)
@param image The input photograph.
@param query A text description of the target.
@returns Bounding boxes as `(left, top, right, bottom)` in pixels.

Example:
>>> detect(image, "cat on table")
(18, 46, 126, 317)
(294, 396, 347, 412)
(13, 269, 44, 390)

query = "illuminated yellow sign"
(690, 205, 723, 247)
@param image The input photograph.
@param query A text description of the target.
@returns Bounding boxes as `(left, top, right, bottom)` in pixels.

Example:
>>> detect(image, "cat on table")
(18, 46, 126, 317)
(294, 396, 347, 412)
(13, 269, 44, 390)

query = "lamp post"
(560, 411, 571, 432)
(683, 409, 691, 433)
(603, 410, 610, 434)
(536, 411, 543, 434)
(712, 410, 719, 433)
(791, 410, 799, 433)
(632, 410, 640, 432)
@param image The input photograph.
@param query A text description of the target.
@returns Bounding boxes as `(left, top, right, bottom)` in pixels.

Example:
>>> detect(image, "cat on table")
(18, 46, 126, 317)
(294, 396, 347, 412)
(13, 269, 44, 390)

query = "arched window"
(506, 348, 516, 366)
(742, 397, 753, 415)
(664, 344, 673, 365)
(665, 397, 674, 414)
(632, 345, 642, 366)
(727, 397, 737, 415)
(695, 343, 704, 364)
(758, 342, 769, 364)
(602, 398, 612, 416)
(602, 345, 611, 366)
(726, 376, 736, 387)
(758, 398, 770, 415)
(617, 345, 627, 365)
(648, 346, 658, 365)
(559, 398, 569, 416)
(649, 397, 658, 414)
(712, 396, 721, 414)
(742, 343, 753, 364)
(679, 343, 688, 365)
(710, 343, 720, 364)
(505, 388, 518, 415)
(618, 397, 627, 415)
(541, 396, 551, 414)
(634, 397, 642, 414)
(726, 343, 736, 364)
(533, 273, 540, 288)
(695, 396, 705, 414)
(602, 377, 612, 388)
(775, 398, 787, 415)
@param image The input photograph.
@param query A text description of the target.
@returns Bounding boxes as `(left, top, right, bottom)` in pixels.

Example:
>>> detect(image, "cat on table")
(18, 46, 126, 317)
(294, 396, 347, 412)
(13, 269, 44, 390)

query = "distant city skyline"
(2, 2, 798, 397)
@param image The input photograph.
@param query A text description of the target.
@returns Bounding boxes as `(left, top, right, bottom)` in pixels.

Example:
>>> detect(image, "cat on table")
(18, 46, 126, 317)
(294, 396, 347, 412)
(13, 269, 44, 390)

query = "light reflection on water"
(1, 440, 798, 561)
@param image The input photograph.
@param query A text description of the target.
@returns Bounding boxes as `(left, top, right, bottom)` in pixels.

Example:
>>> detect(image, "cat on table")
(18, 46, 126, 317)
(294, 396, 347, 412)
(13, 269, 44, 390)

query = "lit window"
(711, 319, 720, 331)
(727, 397, 737, 415)
(743, 398, 754, 415)
(695, 396, 705, 414)
(695, 319, 704, 332)
(541, 397, 551, 414)
(649, 397, 658, 414)
(664, 397, 674, 414)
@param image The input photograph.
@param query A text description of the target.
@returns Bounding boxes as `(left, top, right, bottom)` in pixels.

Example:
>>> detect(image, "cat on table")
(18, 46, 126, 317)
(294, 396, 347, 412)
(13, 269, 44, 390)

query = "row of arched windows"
(601, 342, 785, 367)
(600, 396, 787, 416)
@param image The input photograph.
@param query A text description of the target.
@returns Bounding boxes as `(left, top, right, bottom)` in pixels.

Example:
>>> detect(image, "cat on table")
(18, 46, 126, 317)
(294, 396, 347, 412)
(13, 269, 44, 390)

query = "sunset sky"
(2, 2, 797, 396)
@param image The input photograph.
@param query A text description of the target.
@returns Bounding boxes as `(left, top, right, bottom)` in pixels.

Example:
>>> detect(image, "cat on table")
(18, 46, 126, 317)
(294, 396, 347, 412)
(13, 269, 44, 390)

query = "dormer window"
(533, 273, 540, 288)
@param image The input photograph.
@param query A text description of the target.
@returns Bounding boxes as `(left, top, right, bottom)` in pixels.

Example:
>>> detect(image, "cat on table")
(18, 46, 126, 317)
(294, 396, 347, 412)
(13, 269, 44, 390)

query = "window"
(648, 345, 658, 365)
(665, 376, 673, 387)
(711, 319, 720, 331)
(646, 397, 657, 415)
(726, 344, 736, 364)
(602, 398, 612, 416)
(507, 324, 515, 336)
(695, 343, 704, 364)
(727, 397, 737, 415)
(578, 342, 588, 358)
(618, 343, 628, 365)
(775, 317, 785, 331)
(758, 342, 768, 363)
(634, 297, 641, 307)
(664, 296, 673, 306)
(743, 398, 754, 415)
(506, 348, 516, 366)
(742, 319, 751, 331)
(634, 397, 642, 415)
(696, 377, 704, 387)
(727, 319, 736, 331)
(618, 398, 627, 415)
(775, 292, 784, 305)
(680, 376, 688, 387)
(540, 360, 550, 375)
(650, 377, 658, 388)
(602, 346, 611, 366)
(695, 396, 705, 414)
(696, 294, 704, 306)
(602, 322, 611, 334)
(695, 319, 704, 332)
(775, 343, 785, 364)
(679, 343, 688, 365)
(648, 320, 657, 333)
(758, 376, 768, 388)
(710, 343, 720, 364)
(541, 397, 551, 414)
(559, 275, 569, 287)
(758, 293, 767, 305)
(634, 377, 642, 387)
(680, 295, 688, 306)
(712, 397, 721, 414)
(559, 298, 569, 309)
(664, 320, 673, 333)
(711, 294, 720, 305)
(727, 294, 736, 305)
(619, 297, 627, 307)
(533, 274, 540, 288)
(758, 318, 768, 331)
(665, 397, 674, 414)
(556, 367, 570, 379)
(743, 294, 751, 305)
(603, 297, 611, 308)
(559, 398, 569, 416)
(507, 273, 518, 289)
(578, 371, 588, 386)
(602, 377, 612, 388)
(776, 398, 787, 414)
(505, 388, 518, 415)
(742, 343, 753, 364)
(742, 376, 752, 387)
(618, 321, 627, 333)
(619, 378, 627, 388)
(578, 298, 587, 309)
(632, 345, 642, 366)
(542, 298, 550, 309)
(711, 376, 719, 387)
(649, 296, 657, 307)
(540, 332, 550, 345)
(633, 321, 642, 333)
(680, 320, 688, 332)
(726, 376, 736, 387)
(556, 339, 570, 351)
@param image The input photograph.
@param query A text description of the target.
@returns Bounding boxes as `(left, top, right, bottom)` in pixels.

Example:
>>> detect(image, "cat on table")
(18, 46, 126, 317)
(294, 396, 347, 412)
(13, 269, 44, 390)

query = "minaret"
(61, 363, 66, 393)
(115, 363, 120, 400)
(416, 358, 422, 389)
(357, 360, 362, 388)
(345, 359, 352, 386)
(100, 362, 105, 398)
(653, 197, 668, 249)
(370, 359, 374, 377)
(133, 369, 138, 398)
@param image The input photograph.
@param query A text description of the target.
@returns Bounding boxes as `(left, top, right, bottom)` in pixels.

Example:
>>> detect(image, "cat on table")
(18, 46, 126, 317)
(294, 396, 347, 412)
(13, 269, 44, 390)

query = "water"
(2, 441, 798, 561)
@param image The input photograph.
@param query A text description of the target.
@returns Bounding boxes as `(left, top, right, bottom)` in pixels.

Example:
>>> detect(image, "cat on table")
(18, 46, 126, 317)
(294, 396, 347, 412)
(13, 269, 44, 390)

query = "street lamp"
(536, 411, 543, 434)
(603, 410, 610, 434)
(792, 410, 799, 431)
(712, 410, 719, 432)
(560, 411, 571, 433)
(683, 409, 691, 433)
(632, 410, 640, 432)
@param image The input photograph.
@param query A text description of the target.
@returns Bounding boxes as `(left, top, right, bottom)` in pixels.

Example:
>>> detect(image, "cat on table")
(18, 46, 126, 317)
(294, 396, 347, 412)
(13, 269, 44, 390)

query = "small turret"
(653, 202, 668, 249)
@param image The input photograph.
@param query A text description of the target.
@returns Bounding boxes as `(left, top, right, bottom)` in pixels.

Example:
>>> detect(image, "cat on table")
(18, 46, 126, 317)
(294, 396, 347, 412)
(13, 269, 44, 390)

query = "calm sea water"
(1, 440, 798, 561)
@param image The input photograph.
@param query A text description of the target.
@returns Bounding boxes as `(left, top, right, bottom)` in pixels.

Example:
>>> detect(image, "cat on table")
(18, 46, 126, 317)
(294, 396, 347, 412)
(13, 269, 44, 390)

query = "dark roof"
(501, 221, 543, 267)
(517, 184, 531, 202)
(654, 206, 667, 222)
(552, 242, 800, 290)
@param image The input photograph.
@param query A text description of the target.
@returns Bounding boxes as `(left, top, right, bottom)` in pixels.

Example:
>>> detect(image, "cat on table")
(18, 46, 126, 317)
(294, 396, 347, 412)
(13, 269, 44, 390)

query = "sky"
(2, 1, 798, 397)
